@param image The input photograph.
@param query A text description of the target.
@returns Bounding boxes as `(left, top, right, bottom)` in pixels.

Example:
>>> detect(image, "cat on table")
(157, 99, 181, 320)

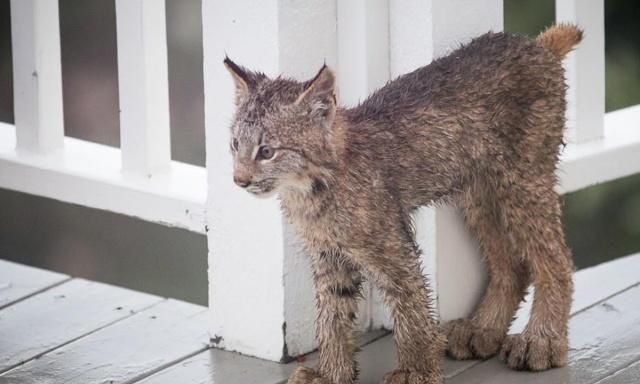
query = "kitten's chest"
(280, 192, 343, 251)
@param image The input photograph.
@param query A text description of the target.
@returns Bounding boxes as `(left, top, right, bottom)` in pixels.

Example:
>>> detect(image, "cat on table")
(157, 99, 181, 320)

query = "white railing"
(1, 0, 639, 363)
(1, 0, 206, 233)
(115, 0, 172, 176)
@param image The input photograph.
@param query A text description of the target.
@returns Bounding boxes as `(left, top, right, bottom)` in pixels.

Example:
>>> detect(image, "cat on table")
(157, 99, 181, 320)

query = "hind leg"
(445, 176, 530, 360)
(497, 177, 573, 371)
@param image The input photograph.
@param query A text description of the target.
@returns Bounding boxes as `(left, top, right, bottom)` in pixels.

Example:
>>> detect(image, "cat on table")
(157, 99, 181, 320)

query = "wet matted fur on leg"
(224, 24, 582, 384)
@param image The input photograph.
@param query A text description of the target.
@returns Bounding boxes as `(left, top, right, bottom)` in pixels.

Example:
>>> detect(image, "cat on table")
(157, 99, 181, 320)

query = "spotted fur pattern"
(225, 24, 582, 384)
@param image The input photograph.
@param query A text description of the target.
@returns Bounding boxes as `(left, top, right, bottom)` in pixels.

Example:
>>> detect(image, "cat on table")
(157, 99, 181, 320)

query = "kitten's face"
(229, 107, 309, 197)
(225, 58, 337, 197)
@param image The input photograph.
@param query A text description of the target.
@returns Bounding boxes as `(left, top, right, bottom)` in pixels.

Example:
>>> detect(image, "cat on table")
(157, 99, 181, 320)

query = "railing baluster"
(115, 0, 171, 176)
(10, 0, 64, 152)
(337, 0, 390, 108)
(556, 0, 605, 143)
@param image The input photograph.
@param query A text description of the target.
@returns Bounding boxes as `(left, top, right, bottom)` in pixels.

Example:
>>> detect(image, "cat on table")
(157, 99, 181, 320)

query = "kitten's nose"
(234, 175, 251, 188)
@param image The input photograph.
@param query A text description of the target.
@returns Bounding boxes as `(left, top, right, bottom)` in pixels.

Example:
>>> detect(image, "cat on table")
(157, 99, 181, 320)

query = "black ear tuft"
(223, 57, 263, 103)
(224, 57, 252, 87)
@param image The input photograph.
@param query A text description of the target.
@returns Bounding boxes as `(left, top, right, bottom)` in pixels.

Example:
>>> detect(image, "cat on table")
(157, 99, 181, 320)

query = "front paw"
(287, 367, 331, 384)
(499, 333, 568, 371)
(383, 369, 443, 384)
(444, 319, 505, 360)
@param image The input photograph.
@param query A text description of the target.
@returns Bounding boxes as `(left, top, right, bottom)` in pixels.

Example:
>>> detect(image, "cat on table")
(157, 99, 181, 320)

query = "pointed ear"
(223, 57, 262, 103)
(296, 64, 337, 121)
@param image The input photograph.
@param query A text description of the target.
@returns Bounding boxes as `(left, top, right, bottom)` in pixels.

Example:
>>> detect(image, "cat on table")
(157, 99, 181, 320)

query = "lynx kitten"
(225, 24, 582, 384)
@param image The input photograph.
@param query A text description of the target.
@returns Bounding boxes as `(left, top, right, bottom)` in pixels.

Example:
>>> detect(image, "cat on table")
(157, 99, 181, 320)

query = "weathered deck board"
(598, 359, 640, 384)
(447, 285, 640, 384)
(136, 348, 290, 384)
(0, 278, 161, 373)
(0, 299, 209, 384)
(0, 259, 69, 309)
(138, 329, 389, 384)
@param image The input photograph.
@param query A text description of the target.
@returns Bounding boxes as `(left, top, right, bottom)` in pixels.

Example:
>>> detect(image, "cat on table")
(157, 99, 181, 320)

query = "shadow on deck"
(1, 254, 639, 384)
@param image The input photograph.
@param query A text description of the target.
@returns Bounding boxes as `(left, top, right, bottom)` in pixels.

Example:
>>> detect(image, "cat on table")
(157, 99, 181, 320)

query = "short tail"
(536, 23, 583, 59)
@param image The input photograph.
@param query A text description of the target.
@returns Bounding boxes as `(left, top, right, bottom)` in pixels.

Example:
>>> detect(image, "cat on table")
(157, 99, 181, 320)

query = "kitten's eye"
(231, 138, 239, 152)
(258, 145, 275, 160)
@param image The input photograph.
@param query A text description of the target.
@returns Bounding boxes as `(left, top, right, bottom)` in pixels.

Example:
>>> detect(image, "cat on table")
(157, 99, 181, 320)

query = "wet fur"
(226, 24, 582, 384)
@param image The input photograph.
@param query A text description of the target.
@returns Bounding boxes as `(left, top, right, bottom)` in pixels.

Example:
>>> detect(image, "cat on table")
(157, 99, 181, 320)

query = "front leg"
(288, 250, 363, 384)
(354, 235, 445, 384)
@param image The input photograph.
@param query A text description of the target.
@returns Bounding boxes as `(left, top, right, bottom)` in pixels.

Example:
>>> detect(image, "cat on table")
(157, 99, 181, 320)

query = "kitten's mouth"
(246, 178, 278, 197)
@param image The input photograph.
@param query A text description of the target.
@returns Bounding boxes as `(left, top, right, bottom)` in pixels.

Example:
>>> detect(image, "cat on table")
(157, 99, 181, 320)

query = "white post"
(10, 0, 64, 152)
(115, 0, 171, 176)
(337, 0, 392, 331)
(203, 0, 337, 361)
(556, 0, 605, 143)
(337, 0, 389, 107)
(389, 0, 503, 322)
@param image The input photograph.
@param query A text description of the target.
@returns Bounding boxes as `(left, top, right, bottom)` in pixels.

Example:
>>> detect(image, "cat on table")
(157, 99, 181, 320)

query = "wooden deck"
(1, 254, 639, 384)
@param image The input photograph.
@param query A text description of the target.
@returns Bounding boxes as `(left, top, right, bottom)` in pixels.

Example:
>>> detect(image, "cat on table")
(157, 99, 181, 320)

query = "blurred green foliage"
(506, 0, 640, 268)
